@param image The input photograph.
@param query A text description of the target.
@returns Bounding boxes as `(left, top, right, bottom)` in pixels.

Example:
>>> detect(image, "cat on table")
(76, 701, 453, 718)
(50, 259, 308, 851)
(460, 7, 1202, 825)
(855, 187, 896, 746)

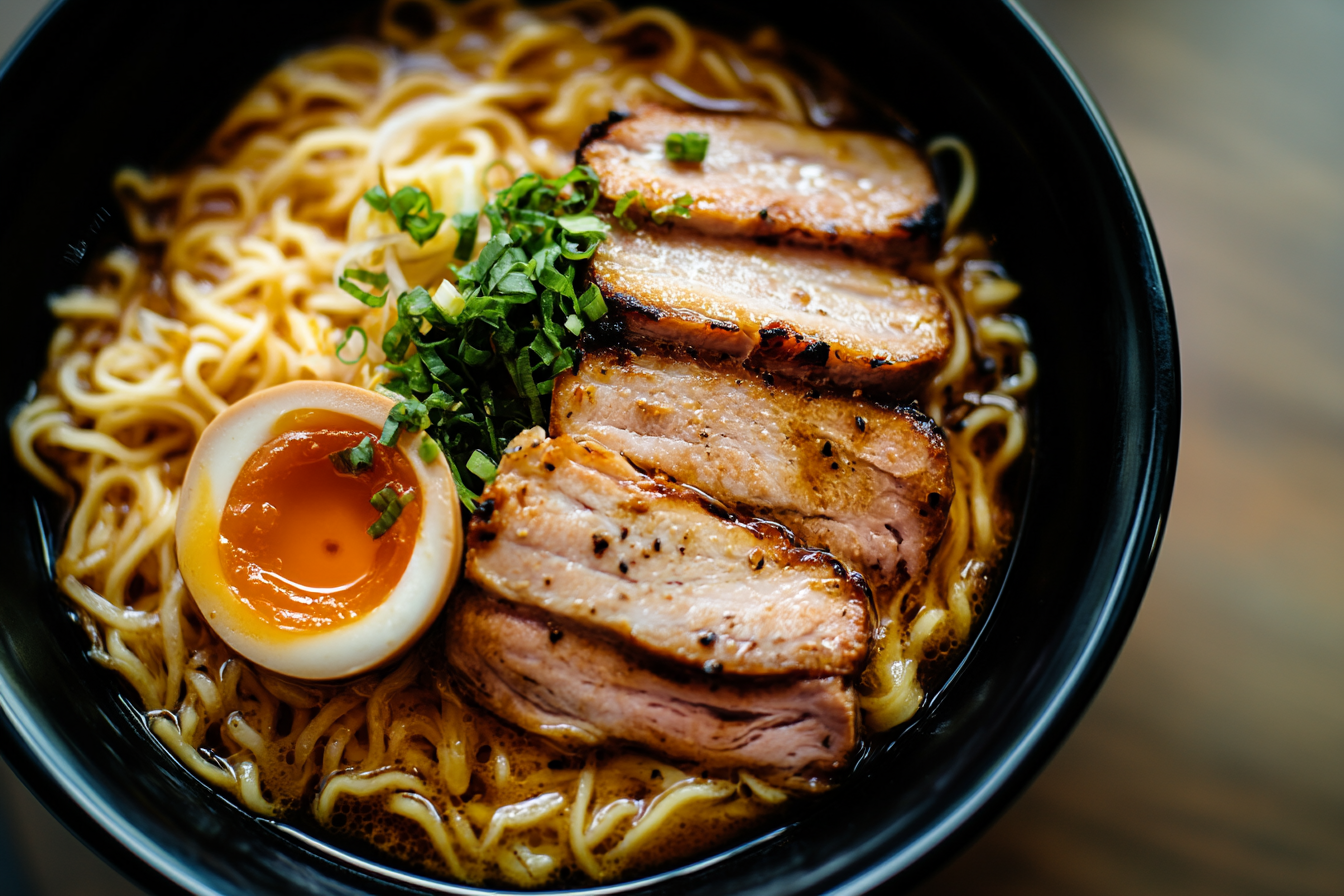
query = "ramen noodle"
(11, 0, 1033, 885)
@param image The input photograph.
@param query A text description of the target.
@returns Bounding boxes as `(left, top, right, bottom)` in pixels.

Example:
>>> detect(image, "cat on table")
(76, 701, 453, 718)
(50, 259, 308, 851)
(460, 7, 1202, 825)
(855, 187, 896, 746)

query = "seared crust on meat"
(447, 588, 859, 776)
(465, 429, 871, 678)
(586, 220, 949, 395)
(577, 104, 943, 264)
(552, 347, 953, 591)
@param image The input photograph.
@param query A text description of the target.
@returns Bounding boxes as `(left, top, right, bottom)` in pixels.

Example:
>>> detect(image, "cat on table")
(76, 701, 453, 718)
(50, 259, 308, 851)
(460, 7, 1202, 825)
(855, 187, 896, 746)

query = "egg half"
(176, 381, 461, 680)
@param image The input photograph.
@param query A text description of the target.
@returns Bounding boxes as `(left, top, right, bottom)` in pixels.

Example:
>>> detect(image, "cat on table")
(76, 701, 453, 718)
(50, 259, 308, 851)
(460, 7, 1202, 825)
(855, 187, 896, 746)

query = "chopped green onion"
(364, 184, 446, 246)
(665, 131, 709, 162)
(665, 132, 685, 160)
(363, 185, 391, 212)
(450, 211, 479, 261)
(381, 317, 413, 362)
(556, 214, 610, 236)
(459, 340, 492, 367)
(418, 437, 440, 462)
(367, 486, 416, 538)
(335, 326, 368, 364)
(339, 277, 387, 308)
(403, 213, 443, 246)
(612, 189, 695, 230)
(444, 452, 479, 512)
(388, 399, 429, 435)
(431, 278, 465, 319)
(578, 283, 607, 322)
(614, 190, 640, 219)
(465, 449, 498, 483)
(329, 436, 375, 474)
(342, 268, 389, 289)
(650, 193, 695, 224)
(343, 165, 614, 508)
(684, 132, 709, 161)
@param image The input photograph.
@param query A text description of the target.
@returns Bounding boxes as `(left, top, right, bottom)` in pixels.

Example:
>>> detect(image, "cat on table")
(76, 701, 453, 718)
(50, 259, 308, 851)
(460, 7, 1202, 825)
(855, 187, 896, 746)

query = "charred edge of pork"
(574, 109, 631, 166)
(756, 324, 831, 368)
(897, 199, 946, 249)
(587, 270, 744, 336)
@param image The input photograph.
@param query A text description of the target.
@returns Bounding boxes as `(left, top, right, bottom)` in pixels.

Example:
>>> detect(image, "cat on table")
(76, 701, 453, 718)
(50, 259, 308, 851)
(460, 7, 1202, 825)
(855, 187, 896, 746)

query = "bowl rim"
(0, 0, 1181, 893)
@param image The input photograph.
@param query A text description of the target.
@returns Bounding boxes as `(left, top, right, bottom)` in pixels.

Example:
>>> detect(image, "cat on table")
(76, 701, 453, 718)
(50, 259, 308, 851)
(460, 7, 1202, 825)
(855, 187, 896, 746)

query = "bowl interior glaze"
(0, 1, 1178, 894)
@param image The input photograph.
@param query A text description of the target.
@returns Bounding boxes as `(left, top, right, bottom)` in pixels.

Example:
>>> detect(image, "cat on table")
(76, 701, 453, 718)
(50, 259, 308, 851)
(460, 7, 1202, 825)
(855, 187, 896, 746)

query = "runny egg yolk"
(217, 420, 421, 631)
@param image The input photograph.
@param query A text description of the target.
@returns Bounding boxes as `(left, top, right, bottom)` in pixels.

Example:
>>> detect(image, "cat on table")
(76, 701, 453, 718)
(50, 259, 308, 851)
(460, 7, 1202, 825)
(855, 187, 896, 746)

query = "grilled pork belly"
(447, 589, 858, 776)
(577, 105, 942, 264)
(585, 220, 949, 394)
(465, 429, 870, 678)
(552, 348, 954, 592)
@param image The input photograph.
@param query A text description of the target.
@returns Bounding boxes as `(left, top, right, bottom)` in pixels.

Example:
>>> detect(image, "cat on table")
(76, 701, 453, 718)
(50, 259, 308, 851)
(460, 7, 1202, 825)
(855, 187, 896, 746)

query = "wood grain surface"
(917, 1, 1344, 893)
(1, 1, 1341, 894)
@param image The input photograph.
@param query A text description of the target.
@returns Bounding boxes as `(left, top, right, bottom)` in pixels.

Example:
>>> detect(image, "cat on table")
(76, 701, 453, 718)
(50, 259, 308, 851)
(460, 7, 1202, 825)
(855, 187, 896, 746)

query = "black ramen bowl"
(0, 0, 1179, 893)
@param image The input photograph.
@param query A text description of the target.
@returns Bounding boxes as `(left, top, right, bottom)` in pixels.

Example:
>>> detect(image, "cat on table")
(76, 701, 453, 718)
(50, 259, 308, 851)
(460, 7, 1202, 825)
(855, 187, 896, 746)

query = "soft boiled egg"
(176, 381, 461, 680)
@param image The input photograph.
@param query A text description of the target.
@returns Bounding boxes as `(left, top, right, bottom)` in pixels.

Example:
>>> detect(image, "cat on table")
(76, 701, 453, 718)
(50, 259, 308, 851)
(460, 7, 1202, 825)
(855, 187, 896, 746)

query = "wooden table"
(918, 1, 1344, 893)
(1, 1, 1341, 893)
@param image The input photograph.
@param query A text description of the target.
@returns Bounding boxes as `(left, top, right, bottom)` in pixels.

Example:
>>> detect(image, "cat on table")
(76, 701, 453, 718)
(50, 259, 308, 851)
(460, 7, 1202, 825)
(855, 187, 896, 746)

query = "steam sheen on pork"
(552, 348, 954, 591)
(465, 429, 871, 678)
(585, 221, 950, 394)
(578, 105, 943, 264)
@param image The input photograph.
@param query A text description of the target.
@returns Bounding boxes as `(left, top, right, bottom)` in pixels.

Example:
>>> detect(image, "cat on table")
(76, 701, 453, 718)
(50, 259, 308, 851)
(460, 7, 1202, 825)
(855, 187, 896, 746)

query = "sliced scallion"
(665, 131, 709, 162)
(465, 449, 498, 483)
(367, 486, 416, 538)
(329, 436, 375, 475)
(340, 165, 631, 508)
(364, 184, 446, 247)
(334, 326, 368, 364)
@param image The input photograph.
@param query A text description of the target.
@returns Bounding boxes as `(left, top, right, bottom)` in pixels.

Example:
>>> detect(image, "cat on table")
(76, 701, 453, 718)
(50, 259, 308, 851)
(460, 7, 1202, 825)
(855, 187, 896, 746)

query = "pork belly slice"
(465, 429, 870, 678)
(577, 105, 942, 264)
(552, 348, 954, 592)
(447, 588, 859, 776)
(587, 221, 949, 394)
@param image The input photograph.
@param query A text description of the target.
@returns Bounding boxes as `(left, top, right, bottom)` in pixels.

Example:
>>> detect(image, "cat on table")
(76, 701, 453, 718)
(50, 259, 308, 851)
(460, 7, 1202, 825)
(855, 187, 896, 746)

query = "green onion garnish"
(450, 211, 479, 261)
(342, 268, 389, 289)
(465, 449, 497, 484)
(368, 486, 416, 539)
(613, 190, 641, 231)
(364, 184, 446, 247)
(665, 131, 709, 163)
(335, 326, 368, 364)
(650, 193, 695, 224)
(329, 436, 375, 475)
(339, 277, 387, 308)
(379, 398, 430, 446)
(363, 185, 392, 212)
(338, 165, 621, 510)
(612, 190, 695, 230)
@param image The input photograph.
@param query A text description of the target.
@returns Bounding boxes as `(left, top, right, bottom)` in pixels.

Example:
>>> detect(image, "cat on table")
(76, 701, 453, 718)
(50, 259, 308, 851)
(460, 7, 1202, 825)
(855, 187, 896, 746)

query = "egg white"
(176, 381, 462, 680)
